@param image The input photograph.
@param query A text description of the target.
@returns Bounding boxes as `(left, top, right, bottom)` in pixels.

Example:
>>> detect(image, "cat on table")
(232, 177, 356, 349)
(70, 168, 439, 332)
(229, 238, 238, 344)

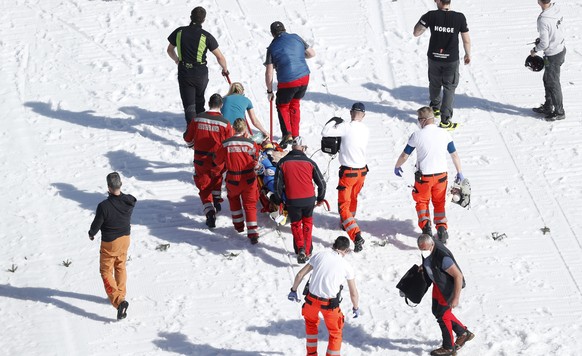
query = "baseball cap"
(351, 102, 365, 112)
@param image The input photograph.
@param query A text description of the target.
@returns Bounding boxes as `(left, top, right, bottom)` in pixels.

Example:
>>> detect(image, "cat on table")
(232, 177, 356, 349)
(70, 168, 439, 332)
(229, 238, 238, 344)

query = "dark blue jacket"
(266, 33, 310, 83)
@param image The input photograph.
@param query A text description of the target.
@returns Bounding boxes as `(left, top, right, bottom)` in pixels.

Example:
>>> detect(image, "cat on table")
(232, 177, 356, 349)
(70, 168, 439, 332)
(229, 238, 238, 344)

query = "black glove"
(326, 117, 344, 126)
(270, 194, 281, 205)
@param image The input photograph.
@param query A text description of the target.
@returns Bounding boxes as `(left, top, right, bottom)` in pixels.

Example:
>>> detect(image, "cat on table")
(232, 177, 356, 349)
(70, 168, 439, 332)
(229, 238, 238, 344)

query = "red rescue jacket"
(215, 135, 260, 184)
(184, 111, 233, 166)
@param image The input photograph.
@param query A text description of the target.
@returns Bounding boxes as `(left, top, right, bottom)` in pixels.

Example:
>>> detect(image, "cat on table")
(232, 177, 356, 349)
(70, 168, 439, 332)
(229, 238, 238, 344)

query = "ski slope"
(1, 0, 581, 355)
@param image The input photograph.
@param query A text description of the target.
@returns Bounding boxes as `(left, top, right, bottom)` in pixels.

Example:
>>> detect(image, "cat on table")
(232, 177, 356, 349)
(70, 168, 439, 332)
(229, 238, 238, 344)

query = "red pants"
(100, 235, 130, 309)
(193, 160, 224, 214)
(432, 284, 466, 349)
(302, 294, 345, 356)
(276, 75, 309, 137)
(226, 176, 259, 239)
(337, 166, 367, 241)
(412, 172, 448, 231)
(288, 205, 314, 255)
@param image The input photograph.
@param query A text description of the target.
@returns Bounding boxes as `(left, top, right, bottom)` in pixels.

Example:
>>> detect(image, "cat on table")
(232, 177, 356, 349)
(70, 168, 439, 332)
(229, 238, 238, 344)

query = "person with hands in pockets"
(288, 236, 360, 356)
(394, 107, 463, 244)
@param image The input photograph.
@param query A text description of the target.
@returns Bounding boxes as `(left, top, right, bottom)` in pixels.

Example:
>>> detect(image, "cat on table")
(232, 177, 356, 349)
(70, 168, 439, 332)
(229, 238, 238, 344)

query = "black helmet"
(525, 55, 544, 72)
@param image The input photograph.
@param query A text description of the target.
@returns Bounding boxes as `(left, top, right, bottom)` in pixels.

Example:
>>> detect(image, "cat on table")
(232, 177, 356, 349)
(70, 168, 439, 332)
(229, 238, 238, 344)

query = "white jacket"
(535, 3, 565, 56)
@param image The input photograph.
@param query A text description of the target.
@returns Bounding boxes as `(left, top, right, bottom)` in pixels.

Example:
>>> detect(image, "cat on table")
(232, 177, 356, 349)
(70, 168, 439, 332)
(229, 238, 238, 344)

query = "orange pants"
(226, 176, 259, 239)
(99, 235, 130, 308)
(302, 294, 345, 356)
(412, 172, 448, 231)
(337, 166, 367, 241)
(193, 160, 225, 214)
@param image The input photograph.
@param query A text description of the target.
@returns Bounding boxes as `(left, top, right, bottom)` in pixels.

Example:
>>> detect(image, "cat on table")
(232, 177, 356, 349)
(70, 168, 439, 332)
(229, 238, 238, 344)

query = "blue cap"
(351, 102, 365, 112)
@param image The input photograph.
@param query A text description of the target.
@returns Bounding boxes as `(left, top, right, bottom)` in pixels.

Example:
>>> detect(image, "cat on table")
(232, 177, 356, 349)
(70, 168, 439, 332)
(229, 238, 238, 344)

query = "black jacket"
(89, 192, 137, 242)
(423, 240, 465, 302)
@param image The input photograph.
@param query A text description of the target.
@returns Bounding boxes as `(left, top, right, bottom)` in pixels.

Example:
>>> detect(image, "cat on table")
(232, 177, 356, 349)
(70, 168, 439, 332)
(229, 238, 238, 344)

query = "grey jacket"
(534, 3, 565, 56)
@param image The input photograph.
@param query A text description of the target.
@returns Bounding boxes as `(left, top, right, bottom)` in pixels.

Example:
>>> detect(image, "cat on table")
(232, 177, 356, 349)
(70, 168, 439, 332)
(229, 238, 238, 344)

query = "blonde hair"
(226, 82, 245, 96)
(233, 118, 247, 134)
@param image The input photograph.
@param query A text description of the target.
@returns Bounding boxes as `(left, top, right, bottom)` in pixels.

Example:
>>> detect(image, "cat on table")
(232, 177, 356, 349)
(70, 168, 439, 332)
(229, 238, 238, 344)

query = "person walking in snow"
(183, 93, 233, 228)
(531, 0, 566, 121)
(167, 6, 229, 126)
(321, 102, 369, 253)
(414, 0, 471, 129)
(221, 82, 270, 137)
(273, 137, 326, 263)
(393, 107, 463, 243)
(215, 119, 261, 244)
(88, 172, 136, 320)
(288, 236, 360, 356)
(417, 233, 474, 355)
(264, 21, 315, 148)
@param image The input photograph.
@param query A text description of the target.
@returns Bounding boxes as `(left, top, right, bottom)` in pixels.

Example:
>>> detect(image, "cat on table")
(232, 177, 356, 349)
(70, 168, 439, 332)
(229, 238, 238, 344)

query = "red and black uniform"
(215, 135, 261, 240)
(274, 149, 326, 255)
(423, 240, 468, 351)
(168, 24, 220, 124)
(184, 111, 233, 214)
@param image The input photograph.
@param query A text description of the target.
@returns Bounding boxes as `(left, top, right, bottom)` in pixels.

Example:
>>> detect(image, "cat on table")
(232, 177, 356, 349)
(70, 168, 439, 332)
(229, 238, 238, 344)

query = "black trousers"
(179, 67, 209, 125)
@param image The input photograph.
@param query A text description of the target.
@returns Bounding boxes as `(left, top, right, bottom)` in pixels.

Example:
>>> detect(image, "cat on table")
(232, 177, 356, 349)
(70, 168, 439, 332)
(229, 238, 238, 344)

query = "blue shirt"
(221, 94, 253, 124)
(265, 33, 310, 83)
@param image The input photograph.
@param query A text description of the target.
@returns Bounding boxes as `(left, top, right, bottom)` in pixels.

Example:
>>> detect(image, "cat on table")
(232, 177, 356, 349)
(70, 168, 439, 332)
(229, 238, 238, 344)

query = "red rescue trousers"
(338, 166, 367, 241)
(412, 172, 448, 231)
(193, 159, 225, 214)
(226, 175, 259, 239)
(100, 235, 130, 309)
(302, 294, 345, 356)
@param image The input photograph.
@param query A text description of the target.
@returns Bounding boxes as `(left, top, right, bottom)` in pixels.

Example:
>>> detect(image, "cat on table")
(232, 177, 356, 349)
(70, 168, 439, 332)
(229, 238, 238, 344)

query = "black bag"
(396, 264, 431, 306)
(321, 117, 343, 155)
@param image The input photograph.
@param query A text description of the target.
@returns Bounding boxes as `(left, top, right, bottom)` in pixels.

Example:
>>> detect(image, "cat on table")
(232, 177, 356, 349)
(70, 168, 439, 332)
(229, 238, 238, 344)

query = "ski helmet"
(525, 55, 544, 72)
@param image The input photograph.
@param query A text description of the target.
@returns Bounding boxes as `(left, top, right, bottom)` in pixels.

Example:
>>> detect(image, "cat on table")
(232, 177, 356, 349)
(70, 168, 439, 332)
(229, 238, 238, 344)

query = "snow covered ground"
(1, 0, 582, 355)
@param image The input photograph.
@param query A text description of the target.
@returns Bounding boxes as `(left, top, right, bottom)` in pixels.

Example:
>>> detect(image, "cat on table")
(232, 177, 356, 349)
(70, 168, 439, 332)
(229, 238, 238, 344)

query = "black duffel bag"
(396, 264, 431, 306)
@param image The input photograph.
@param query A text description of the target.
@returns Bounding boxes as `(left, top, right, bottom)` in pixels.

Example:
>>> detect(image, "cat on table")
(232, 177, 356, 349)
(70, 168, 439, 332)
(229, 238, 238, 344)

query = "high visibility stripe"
(306, 334, 318, 339)
(435, 217, 448, 223)
(196, 34, 207, 63)
(434, 212, 447, 217)
(232, 217, 245, 223)
(212, 190, 222, 196)
(195, 117, 230, 128)
(342, 217, 355, 226)
(176, 30, 183, 61)
(223, 140, 255, 149)
(326, 349, 341, 355)
(345, 224, 358, 232)
(231, 209, 243, 215)
(247, 222, 258, 228)
(306, 341, 318, 347)
(419, 216, 430, 222)
(417, 209, 429, 215)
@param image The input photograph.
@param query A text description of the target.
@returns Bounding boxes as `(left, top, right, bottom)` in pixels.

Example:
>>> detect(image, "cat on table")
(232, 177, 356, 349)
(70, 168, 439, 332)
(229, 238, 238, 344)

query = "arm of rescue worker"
(265, 64, 275, 97)
(214, 145, 226, 167)
(395, 150, 410, 171)
(461, 31, 471, 65)
(312, 163, 327, 203)
(166, 44, 179, 64)
(291, 264, 313, 292)
(447, 142, 463, 176)
(445, 263, 464, 309)
(347, 279, 359, 311)
(183, 122, 196, 147)
(248, 108, 269, 137)
(321, 119, 347, 137)
(273, 162, 285, 204)
(210, 48, 228, 75)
